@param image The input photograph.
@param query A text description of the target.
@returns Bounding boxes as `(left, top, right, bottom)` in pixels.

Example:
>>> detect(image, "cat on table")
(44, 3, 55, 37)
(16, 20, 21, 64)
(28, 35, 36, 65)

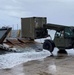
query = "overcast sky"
(0, 0, 74, 29)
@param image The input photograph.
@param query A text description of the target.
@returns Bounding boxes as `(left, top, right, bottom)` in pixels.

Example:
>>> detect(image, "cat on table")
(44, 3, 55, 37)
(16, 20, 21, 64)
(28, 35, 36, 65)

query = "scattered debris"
(38, 72, 52, 75)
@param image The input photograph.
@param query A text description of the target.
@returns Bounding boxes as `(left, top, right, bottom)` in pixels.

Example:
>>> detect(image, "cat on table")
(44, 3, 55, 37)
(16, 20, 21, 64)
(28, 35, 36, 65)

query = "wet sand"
(0, 53, 74, 75)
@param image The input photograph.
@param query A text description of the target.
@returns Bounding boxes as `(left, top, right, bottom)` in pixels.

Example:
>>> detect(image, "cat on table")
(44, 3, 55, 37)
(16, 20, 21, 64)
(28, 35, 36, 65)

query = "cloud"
(0, 0, 74, 29)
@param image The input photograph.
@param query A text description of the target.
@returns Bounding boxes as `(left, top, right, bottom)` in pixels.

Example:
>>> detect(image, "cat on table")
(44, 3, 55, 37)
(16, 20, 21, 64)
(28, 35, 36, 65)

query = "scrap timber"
(6, 38, 35, 48)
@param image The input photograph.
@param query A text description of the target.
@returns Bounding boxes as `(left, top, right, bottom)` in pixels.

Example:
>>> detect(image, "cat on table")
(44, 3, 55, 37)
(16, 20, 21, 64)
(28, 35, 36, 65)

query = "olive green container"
(21, 17, 47, 39)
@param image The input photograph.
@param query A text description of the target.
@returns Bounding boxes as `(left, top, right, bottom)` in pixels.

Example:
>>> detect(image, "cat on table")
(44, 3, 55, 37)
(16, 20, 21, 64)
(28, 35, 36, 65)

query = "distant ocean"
(7, 30, 21, 38)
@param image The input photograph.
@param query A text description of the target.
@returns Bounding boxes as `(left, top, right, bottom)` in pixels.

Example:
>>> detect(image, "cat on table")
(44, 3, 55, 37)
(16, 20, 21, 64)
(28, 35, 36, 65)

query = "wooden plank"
(6, 39, 21, 45)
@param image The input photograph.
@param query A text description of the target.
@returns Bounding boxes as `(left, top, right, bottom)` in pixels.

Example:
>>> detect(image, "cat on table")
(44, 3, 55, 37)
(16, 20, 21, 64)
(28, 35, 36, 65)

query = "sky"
(0, 0, 74, 29)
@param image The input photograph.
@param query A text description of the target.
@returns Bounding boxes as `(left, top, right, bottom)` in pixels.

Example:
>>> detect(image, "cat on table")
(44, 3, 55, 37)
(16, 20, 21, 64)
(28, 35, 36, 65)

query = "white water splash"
(0, 49, 50, 69)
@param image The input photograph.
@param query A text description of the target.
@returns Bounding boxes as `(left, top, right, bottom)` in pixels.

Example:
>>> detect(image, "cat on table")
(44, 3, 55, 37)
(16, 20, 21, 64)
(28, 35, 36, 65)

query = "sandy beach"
(0, 49, 74, 75)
